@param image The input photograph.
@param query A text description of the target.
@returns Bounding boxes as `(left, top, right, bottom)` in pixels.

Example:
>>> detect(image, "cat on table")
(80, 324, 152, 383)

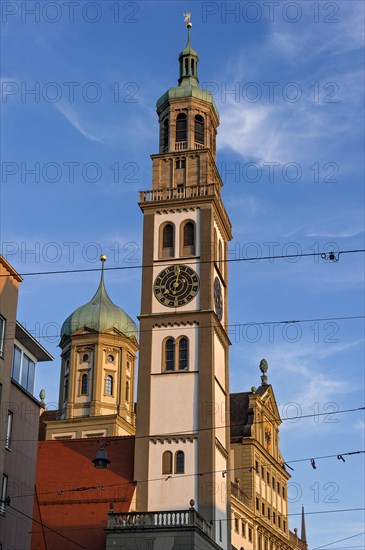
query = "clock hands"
(173, 266, 181, 288)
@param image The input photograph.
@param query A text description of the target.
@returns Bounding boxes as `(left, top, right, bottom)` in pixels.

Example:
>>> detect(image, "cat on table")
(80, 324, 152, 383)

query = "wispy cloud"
(217, 2, 364, 165)
(55, 103, 104, 143)
(231, 339, 363, 433)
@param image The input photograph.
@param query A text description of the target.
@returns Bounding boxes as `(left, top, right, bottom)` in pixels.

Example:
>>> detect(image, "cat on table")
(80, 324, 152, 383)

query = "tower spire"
(178, 13, 199, 87)
(301, 505, 307, 542)
(100, 254, 106, 282)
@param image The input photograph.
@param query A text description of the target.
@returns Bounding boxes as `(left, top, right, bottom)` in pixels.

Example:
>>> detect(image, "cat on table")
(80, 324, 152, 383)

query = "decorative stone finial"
(39, 389, 46, 406)
(251, 386, 257, 394)
(109, 502, 115, 511)
(189, 499, 195, 508)
(259, 358, 269, 385)
(184, 12, 192, 28)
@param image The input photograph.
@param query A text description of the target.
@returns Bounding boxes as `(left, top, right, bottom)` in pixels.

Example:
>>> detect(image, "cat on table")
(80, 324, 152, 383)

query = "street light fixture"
(92, 443, 111, 469)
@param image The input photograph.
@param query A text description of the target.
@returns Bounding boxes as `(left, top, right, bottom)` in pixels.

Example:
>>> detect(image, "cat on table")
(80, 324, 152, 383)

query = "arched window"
(165, 338, 175, 371)
(178, 338, 188, 370)
(175, 451, 185, 474)
(105, 375, 113, 396)
(125, 380, 129, 401)
(176, 113, 187, 142)
(161, 223, 174, 258)
(64, 377, 69, 402)
(194, 115, 204, 144)
(81, 374, 88, 395)
(191, 59, 195, 76)
(162, 117, 169, 152)
(182, 221, 195, 255)
(184, 58, 189, 76)
(162, 451, 173, 474)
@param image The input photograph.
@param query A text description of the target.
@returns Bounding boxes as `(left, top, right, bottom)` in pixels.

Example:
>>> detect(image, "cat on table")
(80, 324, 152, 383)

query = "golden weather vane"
(183, 12, 192, 28)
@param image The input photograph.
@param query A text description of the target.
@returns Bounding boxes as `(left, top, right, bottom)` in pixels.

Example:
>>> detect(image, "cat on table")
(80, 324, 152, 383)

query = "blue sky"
(1, 0, 364, 546)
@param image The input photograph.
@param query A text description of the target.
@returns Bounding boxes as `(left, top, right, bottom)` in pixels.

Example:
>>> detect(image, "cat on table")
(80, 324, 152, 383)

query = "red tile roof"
(31, 436, 135, 550)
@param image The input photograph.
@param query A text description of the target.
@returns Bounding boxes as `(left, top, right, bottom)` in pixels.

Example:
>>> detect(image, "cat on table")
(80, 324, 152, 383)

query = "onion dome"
(60, 256, 138, 341)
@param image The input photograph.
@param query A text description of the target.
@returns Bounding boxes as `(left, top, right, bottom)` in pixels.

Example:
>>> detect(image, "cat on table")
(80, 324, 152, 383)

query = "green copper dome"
(60, 269, 138, 341)
(157, 85, 219, 120)
(156, 22, 219, 120)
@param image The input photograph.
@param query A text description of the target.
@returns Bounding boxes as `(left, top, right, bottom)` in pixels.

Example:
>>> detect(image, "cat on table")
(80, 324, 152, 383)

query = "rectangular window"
(277, 481, 280, 493)
(283, 520, 286, 532)
(256, 497, 259, 510)
(219, 519, 222, 541)
(241, 521, 246, 537)
(0, 475, 8, 514)
(12, 345, 22, 382)
(278, 516, 281, 528)
(262, 502, 265, 515)
(272, 476, 275, 489)
(5, 412, 13, 450)
(282, 486, 285, 498)
(12, 346, 36, 394)
(255, 460, 259, 473)
(261, 466, 264, 479)
(268, 507, 271, 520)
(234, 517, 239, 532)
(248, 527, 252, 542)
(267, 472, 270, 484)
(273, 512, 276, 524)
(0, 316, 5, 358)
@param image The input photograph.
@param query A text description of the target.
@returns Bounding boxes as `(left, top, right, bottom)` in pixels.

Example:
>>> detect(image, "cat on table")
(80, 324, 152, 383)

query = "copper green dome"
(60, 268, 138, 341)
(156, 22, 219, 120)
(157, 85, 219, 120)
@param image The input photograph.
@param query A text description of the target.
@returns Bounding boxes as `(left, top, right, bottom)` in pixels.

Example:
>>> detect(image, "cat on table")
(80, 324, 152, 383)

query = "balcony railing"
(107, 508, 212, 537)
(175, 142, 187, 150)
(139, 183, 218, 204)
(231, 482, 252, 507)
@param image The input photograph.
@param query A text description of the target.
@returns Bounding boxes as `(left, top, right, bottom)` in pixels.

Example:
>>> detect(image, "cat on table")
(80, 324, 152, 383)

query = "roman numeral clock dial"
(154, 264, 200, 307)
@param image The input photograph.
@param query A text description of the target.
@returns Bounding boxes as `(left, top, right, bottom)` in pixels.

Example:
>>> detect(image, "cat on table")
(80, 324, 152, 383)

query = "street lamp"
(92, 443, 111, 469)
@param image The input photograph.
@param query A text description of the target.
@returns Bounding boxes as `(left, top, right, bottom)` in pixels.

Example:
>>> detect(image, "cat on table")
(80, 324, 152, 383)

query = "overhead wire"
(7, 449, 365, 501)
(7, 503, 86, 549)
(0, 248, 364, 278)
(2, 406, 364, 443)
(3, 314, 364, 343)
(310, 532, 365, 550)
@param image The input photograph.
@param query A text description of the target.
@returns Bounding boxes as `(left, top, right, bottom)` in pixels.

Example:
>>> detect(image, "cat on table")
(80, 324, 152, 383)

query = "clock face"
(154, 264, 199, 307)
(214, 276, 223, 321)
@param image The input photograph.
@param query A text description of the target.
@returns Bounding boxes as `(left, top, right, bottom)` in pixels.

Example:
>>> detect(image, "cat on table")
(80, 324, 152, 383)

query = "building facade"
(230, 361, 307, 550)
(0, 256, 53, 550)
